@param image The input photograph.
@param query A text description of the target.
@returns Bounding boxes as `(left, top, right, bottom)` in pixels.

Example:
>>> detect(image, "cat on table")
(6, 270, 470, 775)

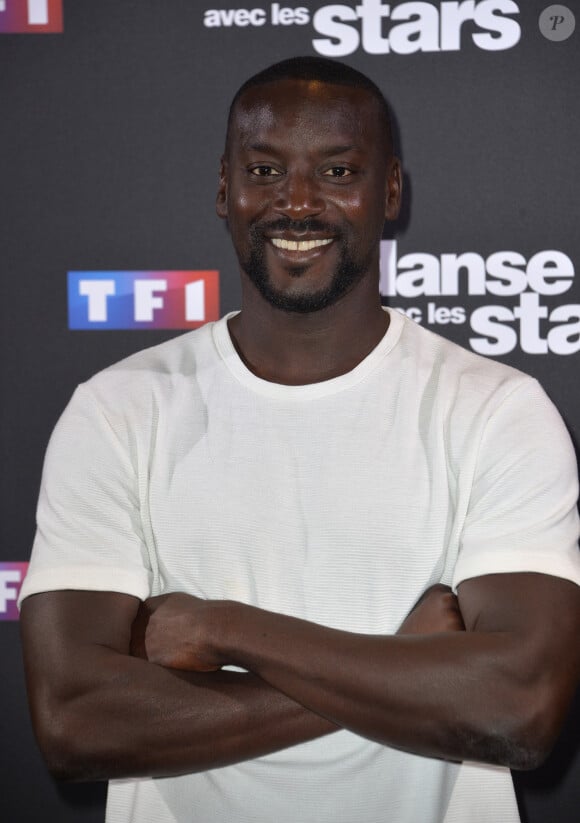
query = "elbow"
(506, 663, 578, 771)
(455, 724, 550, 772)
(495, 734, 552, 772)
(452, 672, 569, 771)
(32, 701, 105, 782)
(479, 641, 578, 771)
(504, 699, 564, 771)
(35, 719, 83, 782)
(479, 685, 566, 771)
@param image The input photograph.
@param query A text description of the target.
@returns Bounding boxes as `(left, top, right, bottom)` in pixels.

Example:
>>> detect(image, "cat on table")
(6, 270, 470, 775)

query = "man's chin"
(287, 264, 309, 279)
(255, 280, 354, 314)
(243, 253, 367, 314)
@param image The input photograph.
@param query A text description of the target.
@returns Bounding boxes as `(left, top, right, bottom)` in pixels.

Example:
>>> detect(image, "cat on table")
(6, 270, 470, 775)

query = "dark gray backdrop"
(1, 1, 578, 820)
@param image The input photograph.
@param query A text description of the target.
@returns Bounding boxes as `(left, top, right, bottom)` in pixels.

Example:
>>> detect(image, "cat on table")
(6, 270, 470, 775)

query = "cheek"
(338, 194, 385, 240)
(232, 192, 253, 212)
(227, 179, 270, 221)
(336, 182, 385, 221)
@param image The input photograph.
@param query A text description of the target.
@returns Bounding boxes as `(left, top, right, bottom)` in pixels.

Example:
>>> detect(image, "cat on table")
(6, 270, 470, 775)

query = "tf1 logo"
(0, 563, 28, 621)
(0, 0, 63, 33)
(68, 271, 220, 330)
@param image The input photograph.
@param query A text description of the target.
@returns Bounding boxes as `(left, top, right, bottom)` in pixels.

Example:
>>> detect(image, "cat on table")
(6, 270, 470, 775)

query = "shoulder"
(392, 309, 540, 413)
(90, 320, 216, 386)
(51, 319, 228, 446)
(80, 319, 224, 413)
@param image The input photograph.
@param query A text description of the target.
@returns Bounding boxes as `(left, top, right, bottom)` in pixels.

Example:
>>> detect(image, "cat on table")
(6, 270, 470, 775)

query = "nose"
(273, 170, 324, 219)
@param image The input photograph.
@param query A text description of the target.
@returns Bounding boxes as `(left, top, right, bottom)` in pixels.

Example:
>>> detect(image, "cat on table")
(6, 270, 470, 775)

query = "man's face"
(217, 79, 400, 313)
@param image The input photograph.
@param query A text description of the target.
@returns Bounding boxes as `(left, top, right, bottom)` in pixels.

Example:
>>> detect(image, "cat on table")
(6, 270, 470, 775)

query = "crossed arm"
(20, 573, 580, 782)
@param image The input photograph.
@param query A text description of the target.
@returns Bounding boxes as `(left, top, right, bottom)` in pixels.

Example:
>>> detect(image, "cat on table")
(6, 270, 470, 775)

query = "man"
(20, 57, 580, 823)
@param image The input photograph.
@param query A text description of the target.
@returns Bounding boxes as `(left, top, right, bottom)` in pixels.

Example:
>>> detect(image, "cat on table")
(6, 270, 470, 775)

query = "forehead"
(229, 79, 385, 152)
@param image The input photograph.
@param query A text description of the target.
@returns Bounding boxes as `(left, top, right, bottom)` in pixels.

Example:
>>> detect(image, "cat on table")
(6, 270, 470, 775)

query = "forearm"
(217, 603, 552, 768)
(20, 592, 337, 782)
(32, 649, 337, 781)
(23, 584, 461, 781)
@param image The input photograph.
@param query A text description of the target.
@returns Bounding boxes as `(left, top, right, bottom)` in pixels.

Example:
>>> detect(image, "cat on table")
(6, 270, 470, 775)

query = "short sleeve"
(18, 384, 152, 605)
(452, 378, 580, 590)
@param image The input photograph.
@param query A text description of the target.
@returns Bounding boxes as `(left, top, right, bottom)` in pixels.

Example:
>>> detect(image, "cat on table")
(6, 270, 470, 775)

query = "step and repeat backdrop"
(1, 1, 578, 820)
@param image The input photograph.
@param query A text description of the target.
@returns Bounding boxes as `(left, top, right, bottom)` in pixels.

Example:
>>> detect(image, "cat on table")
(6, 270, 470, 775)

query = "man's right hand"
(397, 584, 465, 635)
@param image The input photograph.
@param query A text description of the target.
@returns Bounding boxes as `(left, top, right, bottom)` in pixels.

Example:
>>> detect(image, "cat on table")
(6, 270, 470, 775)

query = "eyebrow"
(244, 142, 359, 156)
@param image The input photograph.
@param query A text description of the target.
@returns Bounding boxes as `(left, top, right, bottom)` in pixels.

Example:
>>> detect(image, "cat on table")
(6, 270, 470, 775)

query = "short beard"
(240, 219, 371, 314)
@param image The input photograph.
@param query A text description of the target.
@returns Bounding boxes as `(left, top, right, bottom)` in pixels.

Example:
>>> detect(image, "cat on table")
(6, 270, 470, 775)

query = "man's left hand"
(130, 593, 225, 672)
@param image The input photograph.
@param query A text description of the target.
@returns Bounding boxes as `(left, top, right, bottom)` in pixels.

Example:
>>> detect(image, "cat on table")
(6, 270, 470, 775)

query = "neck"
(227, 275, 389, 386)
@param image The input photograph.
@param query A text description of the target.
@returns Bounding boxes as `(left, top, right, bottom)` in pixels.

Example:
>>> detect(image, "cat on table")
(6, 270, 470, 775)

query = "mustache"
(250, 217, 342, 236)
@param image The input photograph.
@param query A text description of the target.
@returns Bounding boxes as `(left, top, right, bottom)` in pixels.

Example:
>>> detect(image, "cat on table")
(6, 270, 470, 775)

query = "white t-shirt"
(21, 309, 580, 823)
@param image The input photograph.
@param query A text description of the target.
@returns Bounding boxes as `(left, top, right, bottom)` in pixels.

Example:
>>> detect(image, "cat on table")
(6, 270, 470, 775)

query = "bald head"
(225, 56, 394, 159)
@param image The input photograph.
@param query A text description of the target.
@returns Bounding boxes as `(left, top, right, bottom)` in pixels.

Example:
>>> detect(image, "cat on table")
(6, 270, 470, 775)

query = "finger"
(129, 604, 150, 658)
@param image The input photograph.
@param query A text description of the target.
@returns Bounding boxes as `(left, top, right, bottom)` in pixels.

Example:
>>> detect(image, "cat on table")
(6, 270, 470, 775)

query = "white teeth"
(271, 238, 333, 251)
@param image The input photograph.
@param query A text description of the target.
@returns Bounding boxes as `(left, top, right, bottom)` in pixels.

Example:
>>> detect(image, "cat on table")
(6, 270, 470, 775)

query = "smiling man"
(221, 69, 396, 322)
(19, 58, 580, 823)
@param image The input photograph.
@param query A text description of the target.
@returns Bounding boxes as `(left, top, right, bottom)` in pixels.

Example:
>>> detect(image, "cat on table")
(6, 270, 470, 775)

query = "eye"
(249, 165, 282, 177)
(323, 166, 353, 178)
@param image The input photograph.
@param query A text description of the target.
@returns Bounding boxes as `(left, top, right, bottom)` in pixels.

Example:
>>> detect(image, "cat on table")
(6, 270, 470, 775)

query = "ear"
(385, 157, 402, 221)
(216, 155, 228, 220)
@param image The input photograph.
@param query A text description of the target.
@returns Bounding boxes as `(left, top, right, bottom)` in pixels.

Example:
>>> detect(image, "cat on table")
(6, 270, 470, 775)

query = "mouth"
(270, 237, 333, 252)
